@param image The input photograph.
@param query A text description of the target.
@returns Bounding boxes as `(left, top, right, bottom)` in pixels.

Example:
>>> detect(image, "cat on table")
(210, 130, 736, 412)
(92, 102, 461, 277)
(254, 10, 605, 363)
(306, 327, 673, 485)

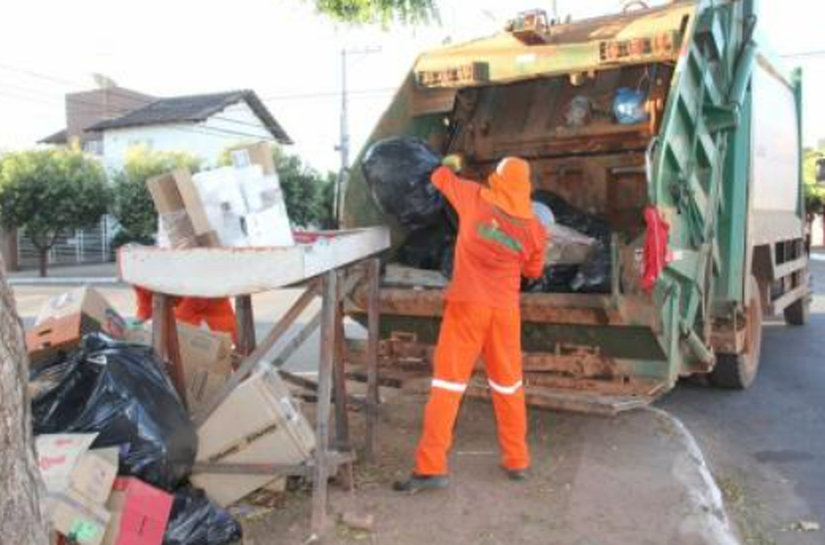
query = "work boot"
(392, 473, 449, 494)
(504, 467, 529, 482)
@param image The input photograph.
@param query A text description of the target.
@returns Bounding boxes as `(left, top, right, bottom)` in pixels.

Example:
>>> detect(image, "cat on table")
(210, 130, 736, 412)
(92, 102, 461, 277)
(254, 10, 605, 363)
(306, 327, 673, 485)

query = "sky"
(0, 0, 823, 173)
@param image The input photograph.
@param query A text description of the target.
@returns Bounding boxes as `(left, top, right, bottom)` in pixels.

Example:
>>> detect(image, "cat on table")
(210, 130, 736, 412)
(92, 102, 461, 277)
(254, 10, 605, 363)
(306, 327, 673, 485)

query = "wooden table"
(119, 228, 389, 540)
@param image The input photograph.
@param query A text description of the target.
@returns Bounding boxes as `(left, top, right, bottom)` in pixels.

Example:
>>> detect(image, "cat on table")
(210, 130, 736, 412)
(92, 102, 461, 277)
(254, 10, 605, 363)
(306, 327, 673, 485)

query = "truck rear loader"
(344, 0, 810, 414)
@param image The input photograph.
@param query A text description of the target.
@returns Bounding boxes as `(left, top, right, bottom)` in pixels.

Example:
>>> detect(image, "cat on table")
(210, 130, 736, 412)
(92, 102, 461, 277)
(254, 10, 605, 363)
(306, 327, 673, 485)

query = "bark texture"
(0, 254, 50, 544)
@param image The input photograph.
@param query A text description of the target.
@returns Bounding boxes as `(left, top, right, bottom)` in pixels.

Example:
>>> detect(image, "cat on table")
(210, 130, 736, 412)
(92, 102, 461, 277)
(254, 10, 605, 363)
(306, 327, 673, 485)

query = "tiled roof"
(88, 90, 292, 144)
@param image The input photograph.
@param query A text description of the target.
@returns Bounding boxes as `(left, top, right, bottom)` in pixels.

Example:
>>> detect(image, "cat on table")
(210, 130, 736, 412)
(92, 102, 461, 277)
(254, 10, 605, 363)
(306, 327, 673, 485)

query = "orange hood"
(481, 157, 534, 219)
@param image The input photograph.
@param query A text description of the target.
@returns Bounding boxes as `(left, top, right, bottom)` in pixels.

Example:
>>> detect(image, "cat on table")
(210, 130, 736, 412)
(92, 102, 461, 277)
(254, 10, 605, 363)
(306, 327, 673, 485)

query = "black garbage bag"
(531, 191, 612, 293)
(571, 242, 612, 293)
(32, 334, 197, 490)
(163, 488, 242, 545)
(362, 137, 445, 230)
(397, 223, 452, 271)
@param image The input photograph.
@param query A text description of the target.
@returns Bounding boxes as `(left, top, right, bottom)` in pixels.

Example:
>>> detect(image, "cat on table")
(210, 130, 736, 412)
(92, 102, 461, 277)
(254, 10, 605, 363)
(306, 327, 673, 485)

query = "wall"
(101, 100, 274, 169)
(67, 87, 154, 147)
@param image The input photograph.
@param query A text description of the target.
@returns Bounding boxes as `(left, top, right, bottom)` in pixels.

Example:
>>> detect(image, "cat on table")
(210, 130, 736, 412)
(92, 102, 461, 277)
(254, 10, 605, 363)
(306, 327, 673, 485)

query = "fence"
(17, 216, 116, 269)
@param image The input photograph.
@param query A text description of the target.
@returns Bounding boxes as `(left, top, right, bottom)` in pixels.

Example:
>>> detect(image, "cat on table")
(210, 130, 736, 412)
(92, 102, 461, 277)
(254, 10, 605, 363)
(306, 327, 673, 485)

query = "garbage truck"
(343, 0, 810, 413)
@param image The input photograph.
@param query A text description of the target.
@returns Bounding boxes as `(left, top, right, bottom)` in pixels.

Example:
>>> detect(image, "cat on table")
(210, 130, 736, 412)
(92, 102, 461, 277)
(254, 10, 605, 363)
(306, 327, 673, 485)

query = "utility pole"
(334, 46, 380, 226)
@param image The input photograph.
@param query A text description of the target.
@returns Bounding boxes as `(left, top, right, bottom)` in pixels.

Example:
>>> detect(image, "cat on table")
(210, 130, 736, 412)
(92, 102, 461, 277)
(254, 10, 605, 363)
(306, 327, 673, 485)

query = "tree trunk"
(0, 253, 50, 545)
(38, 248, 49, 278)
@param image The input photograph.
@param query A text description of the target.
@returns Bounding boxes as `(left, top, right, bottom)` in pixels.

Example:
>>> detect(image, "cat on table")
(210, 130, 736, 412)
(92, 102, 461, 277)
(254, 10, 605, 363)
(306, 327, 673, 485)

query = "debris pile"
(28, 264, 313, 543)
(361, 138, 613, 293)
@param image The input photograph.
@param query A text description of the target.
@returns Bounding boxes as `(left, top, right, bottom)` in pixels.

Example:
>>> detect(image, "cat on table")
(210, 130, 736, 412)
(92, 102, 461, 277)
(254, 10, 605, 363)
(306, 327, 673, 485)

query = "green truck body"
(343, 0, 810, 413)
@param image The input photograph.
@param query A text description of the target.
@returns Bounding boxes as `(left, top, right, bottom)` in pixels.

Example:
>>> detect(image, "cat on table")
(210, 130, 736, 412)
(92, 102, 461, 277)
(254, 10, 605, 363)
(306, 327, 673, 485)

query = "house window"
(83, 140, 103, 155)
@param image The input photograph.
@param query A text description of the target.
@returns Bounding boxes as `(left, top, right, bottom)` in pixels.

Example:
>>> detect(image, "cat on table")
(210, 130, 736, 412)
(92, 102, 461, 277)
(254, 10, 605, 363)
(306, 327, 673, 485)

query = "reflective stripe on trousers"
(415, 301, 529, 476)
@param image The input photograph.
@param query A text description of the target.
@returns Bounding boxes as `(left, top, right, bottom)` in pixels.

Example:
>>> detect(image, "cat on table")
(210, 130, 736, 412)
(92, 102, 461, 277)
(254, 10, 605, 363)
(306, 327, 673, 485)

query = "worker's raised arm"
(430, 163, 479, 214)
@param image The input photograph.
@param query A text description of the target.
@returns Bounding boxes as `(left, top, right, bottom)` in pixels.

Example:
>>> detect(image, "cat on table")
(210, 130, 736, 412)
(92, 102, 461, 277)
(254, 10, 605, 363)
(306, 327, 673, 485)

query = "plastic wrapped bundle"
(32, 334, 197, 490)
(163, 488, 242, 545)
(361, 137, 445, 231)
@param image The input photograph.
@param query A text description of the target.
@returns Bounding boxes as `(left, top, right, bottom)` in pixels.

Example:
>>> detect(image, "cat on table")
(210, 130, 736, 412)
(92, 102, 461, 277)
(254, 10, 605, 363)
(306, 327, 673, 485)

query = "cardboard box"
(147, 171, 198, 249)
(122, 321, 233, 413)
(177, 322, 233, 413)
(102, 478, 173, 545)
(37, 434, 119, 545)
(230, 142, 275, 175)
(49, 488, 111, 545)
(37, 434, 100, 494)
(27, 288, 127, 365)
(176, 169, 224, 247)
(192, 367, 315, 506)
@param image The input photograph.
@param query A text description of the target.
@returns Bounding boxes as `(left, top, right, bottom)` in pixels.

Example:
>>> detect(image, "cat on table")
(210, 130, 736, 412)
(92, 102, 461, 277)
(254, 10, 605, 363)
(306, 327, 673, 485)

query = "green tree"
(312, 0, 436, 24)
(110, 146, 202, 248)
(0, 149, 109, 277)
(802, 149, 825, 219)
(220, 144, 336, 228)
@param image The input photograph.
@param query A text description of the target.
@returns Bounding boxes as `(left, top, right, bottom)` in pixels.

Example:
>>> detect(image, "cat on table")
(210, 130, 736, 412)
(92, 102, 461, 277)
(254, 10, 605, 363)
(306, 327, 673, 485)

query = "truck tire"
(783, 296, 810, 326)
(711, 276, 763, 390)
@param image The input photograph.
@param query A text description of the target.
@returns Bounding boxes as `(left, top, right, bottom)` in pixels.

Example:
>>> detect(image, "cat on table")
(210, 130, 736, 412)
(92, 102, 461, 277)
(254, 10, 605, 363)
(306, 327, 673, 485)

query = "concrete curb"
(645, 407, 742, 545)
(8, 277, 122, 286)
(812, 254, 825, 263)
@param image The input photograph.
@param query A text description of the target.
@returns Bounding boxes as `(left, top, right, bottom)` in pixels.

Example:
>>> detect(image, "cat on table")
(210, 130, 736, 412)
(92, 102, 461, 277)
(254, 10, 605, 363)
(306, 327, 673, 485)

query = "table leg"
(151, 293, 186, 408)
(365, 258, 381, 463)
(333, 302, 351, 452)
(311, 270, 337, 538)
(235, 295, 256, 357)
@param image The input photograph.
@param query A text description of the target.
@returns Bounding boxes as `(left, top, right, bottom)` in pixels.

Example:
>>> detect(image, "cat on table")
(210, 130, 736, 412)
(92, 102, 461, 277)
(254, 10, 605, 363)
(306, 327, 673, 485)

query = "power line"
(0, 62, 396, 138)
(781, 50, 825, 60)
(0, 63, 291, 135)
(0, 85, 278, 143)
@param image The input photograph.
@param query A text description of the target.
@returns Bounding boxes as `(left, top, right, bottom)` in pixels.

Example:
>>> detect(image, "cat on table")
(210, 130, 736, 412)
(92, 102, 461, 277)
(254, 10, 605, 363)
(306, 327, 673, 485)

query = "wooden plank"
(311, 271, 337, 539)
(193, 282, 320, 425)
(191, 451, 355, 477)
(118, 228, 390, 297)
(152, 293, 187, 407)
(234, 295, 256, 357)
(365, 258, 381, 463)
(333, 303, 351, 451)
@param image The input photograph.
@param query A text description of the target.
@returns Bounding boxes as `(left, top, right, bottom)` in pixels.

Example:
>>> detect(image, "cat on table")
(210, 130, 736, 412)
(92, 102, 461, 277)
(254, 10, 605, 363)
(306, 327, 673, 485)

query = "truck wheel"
(711, 276, 764, 390)
(783, 296, 810, 326)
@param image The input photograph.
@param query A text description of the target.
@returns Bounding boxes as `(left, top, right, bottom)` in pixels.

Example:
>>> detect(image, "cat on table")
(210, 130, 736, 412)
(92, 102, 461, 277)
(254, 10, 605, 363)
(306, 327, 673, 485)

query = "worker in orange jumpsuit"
(133, 286, 238, 343)
(394, 155, 548, 493)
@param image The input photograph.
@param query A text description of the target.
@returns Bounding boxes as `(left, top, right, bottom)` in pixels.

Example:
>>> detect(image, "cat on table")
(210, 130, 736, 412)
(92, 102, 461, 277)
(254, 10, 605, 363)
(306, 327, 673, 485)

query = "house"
(43, 88, 292, 167)
(17, 87, 292, 271)
(39, 86, 155, 155)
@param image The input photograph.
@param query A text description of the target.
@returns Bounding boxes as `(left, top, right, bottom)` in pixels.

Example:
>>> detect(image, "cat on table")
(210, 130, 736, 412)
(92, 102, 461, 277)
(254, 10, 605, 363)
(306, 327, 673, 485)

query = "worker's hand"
(442, 154, 463, 173)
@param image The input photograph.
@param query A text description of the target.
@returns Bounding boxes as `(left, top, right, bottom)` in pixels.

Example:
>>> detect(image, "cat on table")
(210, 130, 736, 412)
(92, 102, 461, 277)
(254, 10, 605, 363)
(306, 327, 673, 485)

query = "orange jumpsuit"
(133, 286, 238, 342)
(414, 158, 548, 476)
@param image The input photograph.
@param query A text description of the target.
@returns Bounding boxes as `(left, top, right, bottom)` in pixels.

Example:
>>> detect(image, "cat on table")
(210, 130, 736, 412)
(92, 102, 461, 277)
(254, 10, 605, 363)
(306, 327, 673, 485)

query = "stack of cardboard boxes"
(147, 142, 294, 250)
(37, 434, 173, 545)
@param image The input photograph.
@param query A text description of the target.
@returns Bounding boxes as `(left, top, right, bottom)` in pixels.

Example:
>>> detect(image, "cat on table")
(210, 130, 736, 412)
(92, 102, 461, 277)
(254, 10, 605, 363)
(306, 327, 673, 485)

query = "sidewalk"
(7, 262, 119, 285)
(243, 397, 740, 545)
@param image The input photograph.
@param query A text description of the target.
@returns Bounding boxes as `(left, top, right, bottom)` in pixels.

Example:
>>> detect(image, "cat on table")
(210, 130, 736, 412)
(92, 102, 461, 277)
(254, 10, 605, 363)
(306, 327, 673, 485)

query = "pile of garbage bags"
(30, 334, 242, 545)
(361, 137, 612, 293)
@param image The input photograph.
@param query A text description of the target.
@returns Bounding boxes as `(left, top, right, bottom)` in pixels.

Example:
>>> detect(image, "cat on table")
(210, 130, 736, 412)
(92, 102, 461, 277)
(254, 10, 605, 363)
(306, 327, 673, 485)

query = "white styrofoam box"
(192, 167, 249, 246)
(244, 202, 295, 247)
(192, 366, 315, 506)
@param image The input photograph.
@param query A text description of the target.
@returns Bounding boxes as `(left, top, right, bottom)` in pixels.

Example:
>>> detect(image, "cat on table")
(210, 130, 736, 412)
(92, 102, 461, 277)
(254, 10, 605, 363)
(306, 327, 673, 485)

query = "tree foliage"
(110, 146, 202, 247)
(312, 0, 436, 24)
(802, 148, 825, 218)
(0, 149, 109, 276)
(220, 144, 335, 228)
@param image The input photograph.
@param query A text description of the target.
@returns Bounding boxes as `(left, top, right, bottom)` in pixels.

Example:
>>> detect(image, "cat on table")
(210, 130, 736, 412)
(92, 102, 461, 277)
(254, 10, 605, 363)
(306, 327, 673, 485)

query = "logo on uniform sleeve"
(477, 218, 523, 252)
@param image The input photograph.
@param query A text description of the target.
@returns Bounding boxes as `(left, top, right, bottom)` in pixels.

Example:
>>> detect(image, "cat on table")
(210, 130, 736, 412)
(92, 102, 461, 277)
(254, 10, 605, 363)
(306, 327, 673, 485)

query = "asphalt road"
(662, 257, 825, 544)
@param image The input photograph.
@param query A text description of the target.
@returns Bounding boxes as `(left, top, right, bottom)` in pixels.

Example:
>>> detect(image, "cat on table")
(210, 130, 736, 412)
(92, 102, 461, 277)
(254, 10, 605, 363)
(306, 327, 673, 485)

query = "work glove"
(441, 154, 463, 173)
